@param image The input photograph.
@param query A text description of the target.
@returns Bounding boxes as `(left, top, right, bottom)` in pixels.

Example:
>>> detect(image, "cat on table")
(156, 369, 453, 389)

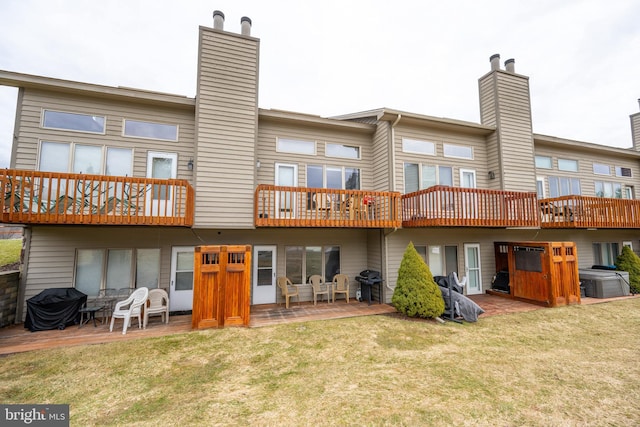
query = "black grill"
(355, 270, 383, 305)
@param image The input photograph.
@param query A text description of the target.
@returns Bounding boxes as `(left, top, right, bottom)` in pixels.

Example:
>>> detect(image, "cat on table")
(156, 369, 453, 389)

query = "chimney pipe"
(490, 54, 501, 71)
(637, 98, 640, 111)
(505, 58, 515, 73)
(240, 16, 252, 36)
(213, 10, 225, 30)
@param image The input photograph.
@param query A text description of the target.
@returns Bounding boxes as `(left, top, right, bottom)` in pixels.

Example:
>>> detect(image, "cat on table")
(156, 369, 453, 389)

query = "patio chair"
(109, 287, 149, 335)
(143, 288, 170, 329)
(308, 274, 330, 305)
(276, 277, 299, 309)
(452, 271, 468, 290)
(332, 274, 350, 303)
(95, 288, 118, 323)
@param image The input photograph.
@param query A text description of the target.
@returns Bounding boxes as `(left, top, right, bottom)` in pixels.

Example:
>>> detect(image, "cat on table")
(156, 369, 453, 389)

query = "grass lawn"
(0, 238, 21, 267)
(1, 298, 639, 426)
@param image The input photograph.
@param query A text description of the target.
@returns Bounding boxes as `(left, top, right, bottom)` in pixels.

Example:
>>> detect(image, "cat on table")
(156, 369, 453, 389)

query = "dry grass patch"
(1, 299, 639, 426)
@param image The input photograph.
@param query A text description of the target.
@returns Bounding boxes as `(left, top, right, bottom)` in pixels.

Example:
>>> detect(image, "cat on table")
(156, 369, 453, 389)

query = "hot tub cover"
(24, 288, 87, 332)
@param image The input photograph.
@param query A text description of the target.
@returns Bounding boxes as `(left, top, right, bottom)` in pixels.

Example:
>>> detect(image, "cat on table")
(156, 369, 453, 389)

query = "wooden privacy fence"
(494, 241, 580, 307)
(192, 245, 252, 329)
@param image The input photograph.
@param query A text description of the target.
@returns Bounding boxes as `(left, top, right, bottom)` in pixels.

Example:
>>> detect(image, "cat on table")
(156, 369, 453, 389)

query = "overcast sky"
(1, 0, 639, 168)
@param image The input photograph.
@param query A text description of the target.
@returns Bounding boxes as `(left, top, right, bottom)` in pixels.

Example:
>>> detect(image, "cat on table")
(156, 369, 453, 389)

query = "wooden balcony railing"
(1, 169, 194, 226)
(254, 185, 401, 228)
(402, 185, 540, 227)
(540, 196, 640, 228)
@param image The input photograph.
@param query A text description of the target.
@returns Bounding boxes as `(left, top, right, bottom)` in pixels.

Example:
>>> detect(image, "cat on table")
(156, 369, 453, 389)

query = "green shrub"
(615, 246, 640, 294)
(392, 242, 445, 318)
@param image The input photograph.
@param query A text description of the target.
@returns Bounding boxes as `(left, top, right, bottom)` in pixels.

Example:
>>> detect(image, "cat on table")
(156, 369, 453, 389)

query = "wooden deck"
(1, 169, 194, 226)
(540, 195, 640, 228)
(402, 186, 540, 228)
(254, 185, 401, 228)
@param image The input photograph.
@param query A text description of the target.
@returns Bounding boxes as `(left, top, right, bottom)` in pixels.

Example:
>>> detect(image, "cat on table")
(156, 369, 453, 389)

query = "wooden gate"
(192, 245, 252, 329)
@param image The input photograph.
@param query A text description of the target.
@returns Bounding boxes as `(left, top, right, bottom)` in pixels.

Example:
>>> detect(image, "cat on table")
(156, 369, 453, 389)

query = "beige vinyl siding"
(371, 121, 391, 191)
(632, 112, 640, 151)
(256, 121, 374, 189)
(384, 228, 638, 303)
(535, 144, 640, 197)
(393, 124, 489, 193)
(194, 27, 259, 228)
(493, 72, 536, 192)
(478, 74, 497, 127)
(11, 88, 196, 180)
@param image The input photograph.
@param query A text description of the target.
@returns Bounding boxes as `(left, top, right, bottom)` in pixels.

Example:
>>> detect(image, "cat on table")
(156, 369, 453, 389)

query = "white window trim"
(557, 158, 579, 172)
(37, 140, 134, 176)
(536, 177, 546, 198)
(401, 138, 436, 156)
(306, 164, 360, 189)
(325, 143, 361, 160)
(122, 119, 179, 142)
(443, 143, 473, 160)
(592, 162, 611, 175)
(276, 137, 317, 156)
(535, 155, 552, 169)
(41, 108, 106, 135)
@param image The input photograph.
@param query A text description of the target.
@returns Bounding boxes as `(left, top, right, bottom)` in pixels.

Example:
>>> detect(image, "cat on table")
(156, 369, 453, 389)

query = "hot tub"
(578, 269, 630, 298)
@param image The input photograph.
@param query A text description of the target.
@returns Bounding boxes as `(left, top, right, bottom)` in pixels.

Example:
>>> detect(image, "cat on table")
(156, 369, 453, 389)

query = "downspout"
(383, 114, 402, 297)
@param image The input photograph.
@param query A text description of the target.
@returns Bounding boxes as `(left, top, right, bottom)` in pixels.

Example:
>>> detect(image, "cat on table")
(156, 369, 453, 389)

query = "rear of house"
(2, 12, 640, 322)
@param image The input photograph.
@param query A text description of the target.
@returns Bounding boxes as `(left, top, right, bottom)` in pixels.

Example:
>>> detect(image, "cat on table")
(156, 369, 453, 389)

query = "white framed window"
(277, 138, 316, 155)
(42, 109, 105, 134)
(402, 138, 435, 155)
(443, 143, 473, 159)
(595, 181, 622, 198)
(404, 163, 453, 193)
(414, 244, 458, 277)
(623, 241, 633, 250)
(548, 176, 581, 197)
(325, 143, 360, 159)
(123, 119, 178, 141)
(558, 158, 578, 172)
(593, 163, 610, 175)
(285, 245, 340, 284)
(307, 165, 360, 190)
(615, 166, 632, 177)
(536, 177, 546, 198)
(535, 156, 552, 169)
(74, 248, 160, 296)
(592, 242, 619, 266)
(38, 141, 133, 176)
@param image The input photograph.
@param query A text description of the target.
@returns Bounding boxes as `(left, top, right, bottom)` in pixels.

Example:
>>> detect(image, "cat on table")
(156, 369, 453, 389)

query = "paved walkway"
(1, 294, 636, 355)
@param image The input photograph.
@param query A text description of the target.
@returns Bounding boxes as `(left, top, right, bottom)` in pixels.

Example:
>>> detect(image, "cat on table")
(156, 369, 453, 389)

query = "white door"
(460, 169, 477, 218)
(464, 243, 482, 295)
(170, 246, 194, 311)
(146, 152, 177, 216)
(275, 163, 297, 218)
(253, 245, 277, 304)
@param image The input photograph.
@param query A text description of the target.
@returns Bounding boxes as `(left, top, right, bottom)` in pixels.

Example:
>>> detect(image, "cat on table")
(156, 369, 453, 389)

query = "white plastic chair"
(453, 271, 468, 289)
(143, 288, 170, 329)
(109, 287, 149, 335)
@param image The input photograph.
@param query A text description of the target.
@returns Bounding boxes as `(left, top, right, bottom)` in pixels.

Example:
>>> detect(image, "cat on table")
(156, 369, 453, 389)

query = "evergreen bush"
(392, 242, 445, 318)
(615, 246, 640, 294)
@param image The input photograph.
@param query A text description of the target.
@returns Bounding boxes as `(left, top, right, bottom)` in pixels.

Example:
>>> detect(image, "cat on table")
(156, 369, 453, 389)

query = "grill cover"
(24, 288, 87, 332)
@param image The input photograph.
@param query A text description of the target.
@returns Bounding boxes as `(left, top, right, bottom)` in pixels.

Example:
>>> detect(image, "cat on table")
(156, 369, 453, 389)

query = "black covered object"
(355, 270, 383, 304)
(25, 288, 87, 332)
(491, 270, 510, 293)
